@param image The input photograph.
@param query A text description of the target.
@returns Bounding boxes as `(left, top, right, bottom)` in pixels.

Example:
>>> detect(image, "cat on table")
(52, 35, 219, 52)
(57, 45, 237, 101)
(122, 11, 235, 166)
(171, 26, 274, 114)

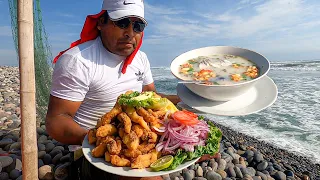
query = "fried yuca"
(88, 91, 172, 169)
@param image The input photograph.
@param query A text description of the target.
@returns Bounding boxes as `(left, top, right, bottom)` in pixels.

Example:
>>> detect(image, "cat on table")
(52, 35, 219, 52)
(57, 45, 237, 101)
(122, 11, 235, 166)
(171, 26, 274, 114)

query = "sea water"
(152, 60, 320, 163)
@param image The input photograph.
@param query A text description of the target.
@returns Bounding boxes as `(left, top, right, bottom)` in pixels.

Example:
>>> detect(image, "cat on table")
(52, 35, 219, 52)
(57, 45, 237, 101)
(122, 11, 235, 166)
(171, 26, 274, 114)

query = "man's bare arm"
(45, 95, 88, 145)
(143, 83, 181, 105)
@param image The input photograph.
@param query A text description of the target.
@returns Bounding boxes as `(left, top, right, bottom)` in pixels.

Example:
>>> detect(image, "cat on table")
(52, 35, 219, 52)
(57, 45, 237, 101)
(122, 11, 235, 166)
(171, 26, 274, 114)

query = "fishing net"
(8, 0, 53, 124)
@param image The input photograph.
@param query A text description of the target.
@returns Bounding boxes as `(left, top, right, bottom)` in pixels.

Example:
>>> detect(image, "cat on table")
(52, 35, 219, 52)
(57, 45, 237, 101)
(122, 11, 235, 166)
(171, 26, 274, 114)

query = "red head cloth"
(53, 10, 144, 74)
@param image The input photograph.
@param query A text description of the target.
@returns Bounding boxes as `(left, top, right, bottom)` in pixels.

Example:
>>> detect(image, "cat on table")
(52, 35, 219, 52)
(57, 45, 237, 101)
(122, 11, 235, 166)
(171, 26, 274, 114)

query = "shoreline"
(0, 66, 319, 179)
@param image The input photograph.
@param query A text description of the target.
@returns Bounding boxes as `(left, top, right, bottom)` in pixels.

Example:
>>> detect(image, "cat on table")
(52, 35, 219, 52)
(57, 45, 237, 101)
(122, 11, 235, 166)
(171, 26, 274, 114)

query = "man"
(46, 0, 179, 179)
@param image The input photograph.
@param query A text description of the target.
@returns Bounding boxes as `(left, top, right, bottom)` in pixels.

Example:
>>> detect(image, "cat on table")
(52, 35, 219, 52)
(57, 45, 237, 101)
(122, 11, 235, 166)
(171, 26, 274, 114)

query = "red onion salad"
(154, 113, 210, 154)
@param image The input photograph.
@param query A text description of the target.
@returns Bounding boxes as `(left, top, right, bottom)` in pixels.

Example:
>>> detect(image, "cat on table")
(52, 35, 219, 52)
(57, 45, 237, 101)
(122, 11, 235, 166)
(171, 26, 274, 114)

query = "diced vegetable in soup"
(179, 54, 259, 85)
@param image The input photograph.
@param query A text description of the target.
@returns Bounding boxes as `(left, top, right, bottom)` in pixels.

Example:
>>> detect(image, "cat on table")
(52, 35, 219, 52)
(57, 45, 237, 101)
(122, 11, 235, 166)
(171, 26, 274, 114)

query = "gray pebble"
(60, 154, 71, 163)
(253, 176, 262, 180)
(38, 143, 46, 151)
(206, 170, 222, 180)
(52, 146, 65, 152)
(161, 174, 170, 180)
(244, 150, 254, 159)
(0, 139, 14, 148)
(274, 171, 286, 180)
(54, 162, 70, 180)
(234, 166, 243, 178)
(49, 149, 62, 158)
(254, 152, 264, 163)
(216, 170, 227, 179)
(273, 163, 283, 171)
(188, 164, 195, 170)
(188, 169, 195, 179)
(52, 153, 63, 164)
(256, 171, 267, 180)
(9, 142, 21, 150)
(38, 159, 44, 168)
(9, 169, 21, 179)
(193, 177, 206, 180)
(43, 154, 52, 165)
(209, 159, 215, 167)
(196, 166, 203, 177)
(226, 167, 236, 177)
(0, 172, 9, 180)
(45, 143, 55, 153)
(257, 161, 268, 171)
(247, 167, 256, 177)
(201, 162, 207, 170)
(226, 162, 235, 170)
(224, 142, 232, 147)
(36, 127, 45, 135)
(16, 175, 22, 180)
(194, 164, 199, 170)
(0, 156, 13, 168)
(38, 135, 48, 143)
(174, 177, 179, 180)
(217, 159, 226, 170)
(182, 171, 192, 180)
(38, 151, 46, 159)
(266, 166, 275, 172)
(211, 162, 218, 171)
(170, 172, 181, 179)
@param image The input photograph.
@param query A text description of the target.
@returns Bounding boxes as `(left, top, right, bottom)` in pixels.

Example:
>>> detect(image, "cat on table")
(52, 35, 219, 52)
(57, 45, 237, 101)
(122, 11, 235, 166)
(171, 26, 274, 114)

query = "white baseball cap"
(102, 0, 147, 24)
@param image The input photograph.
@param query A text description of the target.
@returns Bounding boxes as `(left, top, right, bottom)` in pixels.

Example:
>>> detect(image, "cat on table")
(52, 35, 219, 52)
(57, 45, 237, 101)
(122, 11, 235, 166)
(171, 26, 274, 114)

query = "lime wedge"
(150, 155, 174, 171)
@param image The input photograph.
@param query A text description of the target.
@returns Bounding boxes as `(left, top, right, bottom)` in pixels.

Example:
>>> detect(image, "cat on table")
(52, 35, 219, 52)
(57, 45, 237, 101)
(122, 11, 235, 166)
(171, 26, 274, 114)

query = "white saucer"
(177, 76, 278, 116)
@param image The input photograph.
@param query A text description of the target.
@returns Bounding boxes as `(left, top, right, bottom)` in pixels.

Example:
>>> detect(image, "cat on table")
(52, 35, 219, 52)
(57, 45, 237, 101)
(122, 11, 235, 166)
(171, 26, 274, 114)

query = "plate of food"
(82, 91, 222, 177)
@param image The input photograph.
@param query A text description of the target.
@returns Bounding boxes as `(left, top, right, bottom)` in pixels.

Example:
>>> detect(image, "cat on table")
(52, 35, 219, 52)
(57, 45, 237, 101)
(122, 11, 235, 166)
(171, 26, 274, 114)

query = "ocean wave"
(271, 60, 320, 71)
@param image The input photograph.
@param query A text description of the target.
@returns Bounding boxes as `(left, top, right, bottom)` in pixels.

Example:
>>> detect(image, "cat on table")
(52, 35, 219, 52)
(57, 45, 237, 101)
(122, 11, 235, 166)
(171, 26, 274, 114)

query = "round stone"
(43, 154, 52, 165)
(38, 143, 46, 151)
(196, 166, 203, 177)
(0, 172, 9, 180)
(38, 151, 46, 159)
(54, 163, 70, 180)
(206, 170, 222, 180)
(257, 161, 268, 171)
(274, 171, 286, 180)
(38, 165, 54, 180)
(52, 153, 63, 165)
(0, 156, 13, 168)
(9, 169, 21, 179)
(45, 143, 55, 153)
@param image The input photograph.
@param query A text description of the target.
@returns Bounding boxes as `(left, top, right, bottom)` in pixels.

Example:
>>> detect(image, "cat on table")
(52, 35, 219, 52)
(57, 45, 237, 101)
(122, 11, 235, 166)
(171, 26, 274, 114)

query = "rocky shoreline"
(0, 66, 319, 180)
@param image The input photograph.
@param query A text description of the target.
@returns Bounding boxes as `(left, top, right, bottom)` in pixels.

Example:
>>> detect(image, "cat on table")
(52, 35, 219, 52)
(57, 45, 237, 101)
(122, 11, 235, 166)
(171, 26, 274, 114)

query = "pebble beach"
(0, 66, 319, 180)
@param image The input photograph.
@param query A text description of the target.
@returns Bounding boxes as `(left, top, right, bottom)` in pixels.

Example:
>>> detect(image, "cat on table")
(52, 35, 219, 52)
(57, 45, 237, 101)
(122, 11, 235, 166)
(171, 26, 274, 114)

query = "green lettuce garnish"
(164, 121, 222, 170)
(118, 91, 170, 110)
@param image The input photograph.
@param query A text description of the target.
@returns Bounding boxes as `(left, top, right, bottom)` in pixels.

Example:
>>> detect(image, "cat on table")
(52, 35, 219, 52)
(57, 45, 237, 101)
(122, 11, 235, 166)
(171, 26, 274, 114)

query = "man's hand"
(196, 153, 220, 163)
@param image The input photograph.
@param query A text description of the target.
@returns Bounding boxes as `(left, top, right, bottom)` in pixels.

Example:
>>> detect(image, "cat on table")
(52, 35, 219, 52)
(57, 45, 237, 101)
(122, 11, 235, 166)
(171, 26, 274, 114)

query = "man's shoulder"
(136, 50, 148, 59)
(63, 39, 98, 57)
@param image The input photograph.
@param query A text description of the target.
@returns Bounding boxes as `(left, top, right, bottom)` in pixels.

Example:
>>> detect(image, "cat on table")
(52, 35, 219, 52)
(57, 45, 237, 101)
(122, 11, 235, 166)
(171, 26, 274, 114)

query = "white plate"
(177, 76, 278, 116)
(82, 135, 200, 177)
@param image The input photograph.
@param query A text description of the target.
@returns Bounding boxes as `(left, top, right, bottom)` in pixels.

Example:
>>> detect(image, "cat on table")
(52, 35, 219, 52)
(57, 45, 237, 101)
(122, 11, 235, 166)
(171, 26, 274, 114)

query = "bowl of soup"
(171, 46, 270, 101)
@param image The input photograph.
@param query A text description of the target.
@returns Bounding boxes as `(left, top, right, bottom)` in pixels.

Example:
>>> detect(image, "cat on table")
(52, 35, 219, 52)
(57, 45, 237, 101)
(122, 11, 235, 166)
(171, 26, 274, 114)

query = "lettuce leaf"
(118, 91, 176, 111)
(164, 121, 222, 170)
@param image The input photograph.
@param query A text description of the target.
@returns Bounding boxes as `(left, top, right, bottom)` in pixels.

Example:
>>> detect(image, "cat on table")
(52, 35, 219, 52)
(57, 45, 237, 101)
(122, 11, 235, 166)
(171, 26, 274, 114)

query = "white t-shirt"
(50, 37, 154, 129)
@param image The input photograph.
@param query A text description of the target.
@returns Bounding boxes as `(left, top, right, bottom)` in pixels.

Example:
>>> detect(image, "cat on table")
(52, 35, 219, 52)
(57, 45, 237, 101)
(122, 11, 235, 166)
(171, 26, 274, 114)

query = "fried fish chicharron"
(88, 91, 172, 169)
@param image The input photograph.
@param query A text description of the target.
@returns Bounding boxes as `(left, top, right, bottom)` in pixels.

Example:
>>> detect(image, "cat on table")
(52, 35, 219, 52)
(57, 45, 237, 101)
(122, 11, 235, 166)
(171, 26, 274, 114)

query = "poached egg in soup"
(179, 54, 259, 85)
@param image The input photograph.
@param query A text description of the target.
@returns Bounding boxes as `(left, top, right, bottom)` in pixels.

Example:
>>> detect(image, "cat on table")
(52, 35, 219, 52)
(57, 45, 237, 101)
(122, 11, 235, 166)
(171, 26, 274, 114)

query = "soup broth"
(179, 54, 259, 85)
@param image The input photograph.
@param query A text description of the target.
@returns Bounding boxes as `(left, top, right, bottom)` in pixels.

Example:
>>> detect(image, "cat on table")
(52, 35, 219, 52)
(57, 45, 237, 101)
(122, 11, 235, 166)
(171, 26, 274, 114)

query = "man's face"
(98, 15, 144, 57)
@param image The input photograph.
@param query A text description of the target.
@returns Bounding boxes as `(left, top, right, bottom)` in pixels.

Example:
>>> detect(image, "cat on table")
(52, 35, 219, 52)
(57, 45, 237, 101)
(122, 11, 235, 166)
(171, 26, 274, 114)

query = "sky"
(0, 0, 320, 67)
